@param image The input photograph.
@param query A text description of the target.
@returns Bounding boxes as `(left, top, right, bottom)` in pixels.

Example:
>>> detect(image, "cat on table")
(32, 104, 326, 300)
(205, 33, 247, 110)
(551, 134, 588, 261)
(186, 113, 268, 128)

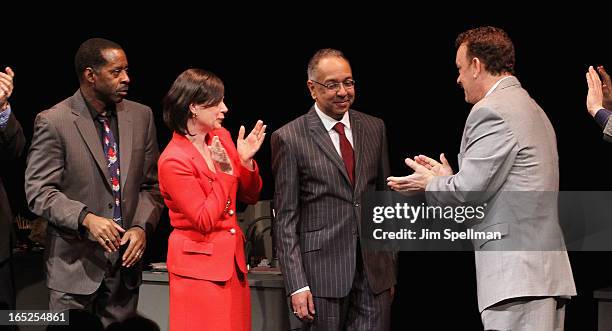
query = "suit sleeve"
(159, 153, 235, 234)
(377, 120, 398, 276)
(0, 111, 25, 161)
(218, 128, 262, 205)
(377, 120, 391, 191)
(604, 115, 612, 143)
(236, 160, 262, 204)
(25, 114, 85, 231)
(427, 107, 518, 204)
(1, 111, 24, 248)
(130, 108, 163, 234)
(271, 131, 309, 294)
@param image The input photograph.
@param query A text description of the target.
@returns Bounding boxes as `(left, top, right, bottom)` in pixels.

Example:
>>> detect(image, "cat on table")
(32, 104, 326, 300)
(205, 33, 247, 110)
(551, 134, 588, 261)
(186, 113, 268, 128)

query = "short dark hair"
(455, 26, 515, 75)
(74, 38, 123, 82)
(307, 48, 350, 80)
(162, 68, 225, 135)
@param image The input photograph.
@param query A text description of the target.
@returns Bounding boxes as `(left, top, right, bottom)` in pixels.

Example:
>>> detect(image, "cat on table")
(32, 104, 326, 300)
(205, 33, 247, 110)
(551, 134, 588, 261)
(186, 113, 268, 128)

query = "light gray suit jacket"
(272, 108, 396, 298)
(427, 77, 576, 312)
(25, 90, 164, 295)
(603, 116, 612, 142)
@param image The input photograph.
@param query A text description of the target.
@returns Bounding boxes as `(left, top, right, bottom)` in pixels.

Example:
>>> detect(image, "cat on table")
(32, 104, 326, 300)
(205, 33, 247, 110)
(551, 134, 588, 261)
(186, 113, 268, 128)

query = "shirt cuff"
(594, 108, 612, 128)
(131, 224, 145, 231)
(0, 105, 11, 129)
(78, 208, 90, 237)
(291, 286, 310, 296)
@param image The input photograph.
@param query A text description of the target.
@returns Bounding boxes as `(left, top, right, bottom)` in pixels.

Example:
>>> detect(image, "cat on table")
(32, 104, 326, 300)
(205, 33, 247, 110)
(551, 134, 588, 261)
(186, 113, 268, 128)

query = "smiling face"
(91, 48, 130, 105)
(307, 56, 355, 120)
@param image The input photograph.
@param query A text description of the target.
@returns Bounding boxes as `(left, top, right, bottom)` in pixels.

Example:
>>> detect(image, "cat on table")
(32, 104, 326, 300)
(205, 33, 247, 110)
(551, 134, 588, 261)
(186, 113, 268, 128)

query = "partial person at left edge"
(24, 38, 164, 327)
(0, 66, 24, 331)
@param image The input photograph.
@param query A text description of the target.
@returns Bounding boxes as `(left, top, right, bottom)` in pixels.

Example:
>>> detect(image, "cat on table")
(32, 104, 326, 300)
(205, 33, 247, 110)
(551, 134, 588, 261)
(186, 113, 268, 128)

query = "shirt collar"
(484, 75, 514, 98)
(81, 90, 117, 120)
(314, 103, 351, 132)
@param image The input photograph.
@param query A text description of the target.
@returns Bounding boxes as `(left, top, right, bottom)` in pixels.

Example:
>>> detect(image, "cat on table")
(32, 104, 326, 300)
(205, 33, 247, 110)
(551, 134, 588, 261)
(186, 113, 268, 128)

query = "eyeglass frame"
(310, 79, 356, 92)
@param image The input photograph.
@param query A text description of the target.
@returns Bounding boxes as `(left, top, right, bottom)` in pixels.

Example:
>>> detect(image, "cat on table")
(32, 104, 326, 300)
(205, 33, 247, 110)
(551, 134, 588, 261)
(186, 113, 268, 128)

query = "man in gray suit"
(272, 49, 396, 330)
(585, 65, 612, 141)
(0, 67, 24, 326)
(25, 38, 163, 327)
(388, 27, 576, 330)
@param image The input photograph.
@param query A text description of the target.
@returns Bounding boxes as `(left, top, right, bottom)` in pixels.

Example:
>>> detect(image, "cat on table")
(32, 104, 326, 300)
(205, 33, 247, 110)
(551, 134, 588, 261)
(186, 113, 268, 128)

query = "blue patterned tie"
(98, 114, 123, 226)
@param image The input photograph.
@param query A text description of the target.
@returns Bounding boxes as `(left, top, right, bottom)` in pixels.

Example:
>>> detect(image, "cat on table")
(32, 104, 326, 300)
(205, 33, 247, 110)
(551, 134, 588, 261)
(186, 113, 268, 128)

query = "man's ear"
(306, 80, 316, 100)
(84, 67, 96, 84)
(472, 57, 482, 79)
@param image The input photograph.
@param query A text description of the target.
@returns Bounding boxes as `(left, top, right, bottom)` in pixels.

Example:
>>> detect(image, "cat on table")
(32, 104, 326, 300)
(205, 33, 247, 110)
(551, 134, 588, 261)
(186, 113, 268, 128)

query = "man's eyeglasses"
(311, 79, 356, 91)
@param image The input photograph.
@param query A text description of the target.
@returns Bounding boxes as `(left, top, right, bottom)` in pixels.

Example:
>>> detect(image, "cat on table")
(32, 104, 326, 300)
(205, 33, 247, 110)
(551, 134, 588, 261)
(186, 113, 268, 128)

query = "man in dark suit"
(0, 67, 24, 322)
(24, 38, 163, 327)
(272, 49, 396, 330)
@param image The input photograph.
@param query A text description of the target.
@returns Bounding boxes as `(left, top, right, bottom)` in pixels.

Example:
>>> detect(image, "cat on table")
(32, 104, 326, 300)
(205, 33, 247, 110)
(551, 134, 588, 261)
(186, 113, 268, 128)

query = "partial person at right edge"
(585, 65, 612, 141)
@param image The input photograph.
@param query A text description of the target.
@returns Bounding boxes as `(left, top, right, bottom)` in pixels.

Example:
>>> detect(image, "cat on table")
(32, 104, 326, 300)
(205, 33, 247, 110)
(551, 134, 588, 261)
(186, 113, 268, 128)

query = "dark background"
(3, 8, 612, 330)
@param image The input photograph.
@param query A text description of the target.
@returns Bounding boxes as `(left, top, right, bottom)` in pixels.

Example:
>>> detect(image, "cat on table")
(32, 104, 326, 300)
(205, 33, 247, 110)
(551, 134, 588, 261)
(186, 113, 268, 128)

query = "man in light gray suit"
(25, 38, 163, 327)
(272, 49, 396, 330)
(388, 27, 576, 330)
(585, 65, 612, 141)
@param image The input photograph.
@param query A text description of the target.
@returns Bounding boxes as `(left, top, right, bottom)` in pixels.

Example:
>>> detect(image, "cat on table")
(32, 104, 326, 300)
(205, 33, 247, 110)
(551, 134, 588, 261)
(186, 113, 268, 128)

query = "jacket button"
(229, 228, 236, 235)
(354, 203, 360, 207)
(228, 209, 234, 216)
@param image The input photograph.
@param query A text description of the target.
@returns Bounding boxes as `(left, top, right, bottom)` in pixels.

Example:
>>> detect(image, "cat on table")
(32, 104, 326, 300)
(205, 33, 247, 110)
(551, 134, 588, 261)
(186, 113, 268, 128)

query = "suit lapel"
(350, 112, 364, 192)
(72, 91, 111, 189)
(306, 108, 352, 186)
(173, 132, 217, 181)
(117, 103, 133, 189)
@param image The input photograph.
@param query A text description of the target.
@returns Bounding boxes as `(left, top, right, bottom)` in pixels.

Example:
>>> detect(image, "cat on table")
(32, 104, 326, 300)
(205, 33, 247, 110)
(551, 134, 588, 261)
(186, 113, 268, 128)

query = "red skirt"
(169, 266, 251, 331)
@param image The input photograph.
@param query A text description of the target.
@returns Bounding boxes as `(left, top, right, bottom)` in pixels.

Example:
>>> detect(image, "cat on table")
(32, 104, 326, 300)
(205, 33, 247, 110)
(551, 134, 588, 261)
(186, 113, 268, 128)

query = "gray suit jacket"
(428, 77, 576, 312)
(272, 108, 396, 298)
(25, 90, 163, 295)
(603, 116, 612, 142)
(0, 112, 25, 263)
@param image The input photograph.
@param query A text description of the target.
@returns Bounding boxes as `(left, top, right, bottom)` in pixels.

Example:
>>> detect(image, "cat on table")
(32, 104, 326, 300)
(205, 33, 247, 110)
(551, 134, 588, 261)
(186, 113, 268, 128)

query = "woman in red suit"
(158, 69, 265, 331)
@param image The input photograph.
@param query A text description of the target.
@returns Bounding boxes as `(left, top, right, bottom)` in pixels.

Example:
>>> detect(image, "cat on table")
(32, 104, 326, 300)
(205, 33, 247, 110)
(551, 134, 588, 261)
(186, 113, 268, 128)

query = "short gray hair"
(307, 48, 349, 80)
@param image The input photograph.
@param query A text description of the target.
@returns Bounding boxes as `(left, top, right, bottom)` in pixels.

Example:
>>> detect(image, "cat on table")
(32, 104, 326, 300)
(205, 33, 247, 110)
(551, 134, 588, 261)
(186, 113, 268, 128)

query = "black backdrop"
(3, 7, 612, 330)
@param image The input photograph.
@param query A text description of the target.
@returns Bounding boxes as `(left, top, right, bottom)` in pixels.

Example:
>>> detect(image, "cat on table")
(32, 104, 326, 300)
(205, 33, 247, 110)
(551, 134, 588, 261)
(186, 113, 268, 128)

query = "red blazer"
(159, 129, 262, 281)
